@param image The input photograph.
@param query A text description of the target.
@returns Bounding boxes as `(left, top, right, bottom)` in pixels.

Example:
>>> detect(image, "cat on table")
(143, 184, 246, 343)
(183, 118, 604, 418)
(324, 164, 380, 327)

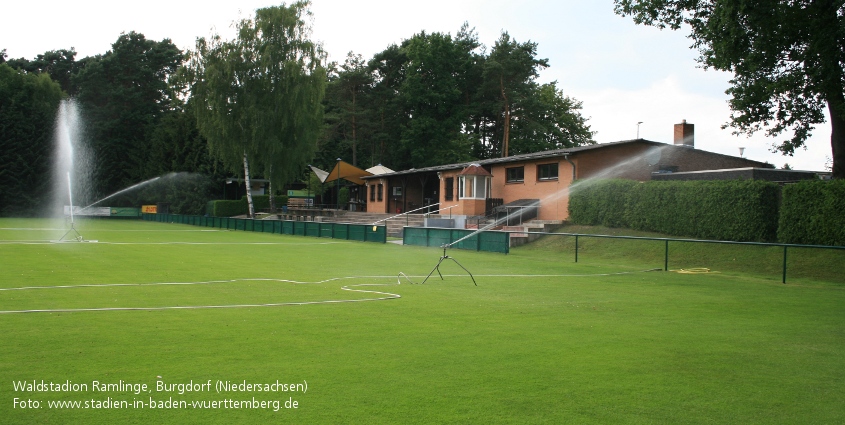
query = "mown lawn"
(1, 218, 843, 424)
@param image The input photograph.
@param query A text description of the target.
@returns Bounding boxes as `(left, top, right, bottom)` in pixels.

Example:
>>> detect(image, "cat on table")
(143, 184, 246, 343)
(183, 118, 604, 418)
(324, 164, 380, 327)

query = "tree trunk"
(829, 99, 845, 179)
(267, 164, 276, 212)
(269, 180, 276, 212)
(243, 151, 255, 218)
(351, 87, 358, 166)
(816, 0, 845, 179)
(500, 75, 510, 157)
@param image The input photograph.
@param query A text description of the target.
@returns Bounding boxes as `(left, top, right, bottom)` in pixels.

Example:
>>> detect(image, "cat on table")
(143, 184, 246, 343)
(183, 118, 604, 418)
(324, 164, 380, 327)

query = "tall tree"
(323, 52, 374, 167)
(367, 44, 409, 168)
(189, 1, 327, 217)
(614, 0, 845, 178)
(6, 49, 79, 94)
(508, 81, 595, 155)
(0, 64, 63, 216)
(73, 32, 183, 198)
(482, 32, 549, 157)
(399, 30, 477, 168)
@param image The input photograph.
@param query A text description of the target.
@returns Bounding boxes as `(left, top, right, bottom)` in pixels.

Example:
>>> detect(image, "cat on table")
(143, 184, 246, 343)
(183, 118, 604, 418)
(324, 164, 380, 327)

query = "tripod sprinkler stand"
(58, 171, 84, 242)
(58, 221, 84, 242)
(421, 246, 477, 285)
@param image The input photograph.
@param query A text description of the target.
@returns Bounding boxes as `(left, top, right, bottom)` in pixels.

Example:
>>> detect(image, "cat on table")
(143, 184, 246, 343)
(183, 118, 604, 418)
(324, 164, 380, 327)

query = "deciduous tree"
(73, 32, 183, 197)
(189, 1, 326, 216)
(614, 0, 845, 178)
(6, 49, 79, 94)
(509, 81, 595, 155)
(400, 30, 477, 167)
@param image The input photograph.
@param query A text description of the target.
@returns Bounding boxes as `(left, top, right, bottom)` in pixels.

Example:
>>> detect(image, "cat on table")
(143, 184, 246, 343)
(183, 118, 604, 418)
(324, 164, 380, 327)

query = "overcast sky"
(2, 0, 831, 171)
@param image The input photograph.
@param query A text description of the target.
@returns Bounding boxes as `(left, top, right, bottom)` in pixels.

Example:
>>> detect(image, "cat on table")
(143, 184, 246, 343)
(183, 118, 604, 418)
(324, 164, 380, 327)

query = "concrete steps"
(505, 220, 563, 247)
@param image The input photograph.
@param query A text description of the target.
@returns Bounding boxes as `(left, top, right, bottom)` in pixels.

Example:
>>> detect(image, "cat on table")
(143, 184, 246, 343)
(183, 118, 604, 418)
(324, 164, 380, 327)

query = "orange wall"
(373, 142, 768, 221)
(490, 160, 575, 221)
(437, 170, 464, 215)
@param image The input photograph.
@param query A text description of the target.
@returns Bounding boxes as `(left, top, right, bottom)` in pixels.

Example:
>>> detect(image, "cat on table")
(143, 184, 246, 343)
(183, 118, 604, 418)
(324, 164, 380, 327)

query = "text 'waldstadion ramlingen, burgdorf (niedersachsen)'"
(11, 379, 307, 411)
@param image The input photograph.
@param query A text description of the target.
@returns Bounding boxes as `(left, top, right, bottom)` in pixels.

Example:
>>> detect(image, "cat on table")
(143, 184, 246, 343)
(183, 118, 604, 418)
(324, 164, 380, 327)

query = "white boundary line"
(0, 241, 349, 246)
(0, 277, 402, 314)
(0, 228, 224, 232)
(0, 270, 659, 314)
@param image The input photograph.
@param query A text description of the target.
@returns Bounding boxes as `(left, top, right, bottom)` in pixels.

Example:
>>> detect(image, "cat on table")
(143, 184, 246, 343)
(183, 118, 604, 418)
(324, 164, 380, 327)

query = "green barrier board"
(402, 227, 508, 254)
(319, 223, 333, 238)
(142, 214, 387, 245)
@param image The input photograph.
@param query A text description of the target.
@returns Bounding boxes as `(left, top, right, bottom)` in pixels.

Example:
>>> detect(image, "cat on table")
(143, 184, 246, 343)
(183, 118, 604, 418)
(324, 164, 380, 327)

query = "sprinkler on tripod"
(58, 171, 84, 242)
(421, 245, 477, 286)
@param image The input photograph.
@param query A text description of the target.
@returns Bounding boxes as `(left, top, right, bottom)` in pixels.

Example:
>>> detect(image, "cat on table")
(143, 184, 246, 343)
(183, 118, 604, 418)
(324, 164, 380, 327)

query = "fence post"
(575, 235, 579, 263)
(664, 240, 669, 271)
(782, 246, 788, 284)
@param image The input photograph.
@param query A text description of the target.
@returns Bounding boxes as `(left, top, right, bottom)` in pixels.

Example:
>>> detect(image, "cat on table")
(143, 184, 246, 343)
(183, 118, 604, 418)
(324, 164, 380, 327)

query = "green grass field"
(1, 218, 843, 424)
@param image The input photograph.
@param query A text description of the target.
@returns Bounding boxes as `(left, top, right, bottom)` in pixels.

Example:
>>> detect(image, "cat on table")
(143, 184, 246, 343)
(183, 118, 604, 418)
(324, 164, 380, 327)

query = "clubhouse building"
(360, 121, 781, 222)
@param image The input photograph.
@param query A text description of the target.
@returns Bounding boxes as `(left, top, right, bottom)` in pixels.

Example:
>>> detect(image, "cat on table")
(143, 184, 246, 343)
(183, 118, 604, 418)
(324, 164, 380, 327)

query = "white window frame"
(459, 175, 491, 200)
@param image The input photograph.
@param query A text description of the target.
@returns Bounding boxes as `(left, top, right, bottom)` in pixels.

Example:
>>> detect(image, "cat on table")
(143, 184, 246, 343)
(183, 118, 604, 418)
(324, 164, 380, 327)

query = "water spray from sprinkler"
(79, 176, 162, 212)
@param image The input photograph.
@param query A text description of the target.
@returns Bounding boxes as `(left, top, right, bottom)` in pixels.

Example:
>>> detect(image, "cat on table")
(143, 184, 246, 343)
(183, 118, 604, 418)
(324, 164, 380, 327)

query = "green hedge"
(627, 180, 780, 242)
(568, 180, 638, 227)
(211, 200, 248, 217)
(207, 195, 289, 217)
(569, 179, 780, 242)
(252, 195, 289, 210)
(778, 179, 845, 246)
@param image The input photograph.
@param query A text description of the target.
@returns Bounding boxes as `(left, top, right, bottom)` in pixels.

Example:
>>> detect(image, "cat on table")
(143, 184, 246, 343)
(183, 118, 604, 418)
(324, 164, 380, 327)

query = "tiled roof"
(458, 163, 493, 176)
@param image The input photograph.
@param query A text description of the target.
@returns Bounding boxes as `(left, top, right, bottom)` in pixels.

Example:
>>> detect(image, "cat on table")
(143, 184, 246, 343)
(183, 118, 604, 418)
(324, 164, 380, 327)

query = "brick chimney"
(674, 120, 694, 148)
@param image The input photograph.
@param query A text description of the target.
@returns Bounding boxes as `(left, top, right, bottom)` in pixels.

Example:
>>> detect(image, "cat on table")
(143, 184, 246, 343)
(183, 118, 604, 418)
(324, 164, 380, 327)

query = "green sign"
(287, 190, 315, 198)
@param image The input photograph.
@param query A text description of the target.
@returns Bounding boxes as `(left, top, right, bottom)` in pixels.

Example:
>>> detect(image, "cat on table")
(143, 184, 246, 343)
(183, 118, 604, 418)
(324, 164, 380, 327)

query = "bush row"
(778, 179, 845, 246)
(206, 195, 288, 217)
(569, 179, 781, 242)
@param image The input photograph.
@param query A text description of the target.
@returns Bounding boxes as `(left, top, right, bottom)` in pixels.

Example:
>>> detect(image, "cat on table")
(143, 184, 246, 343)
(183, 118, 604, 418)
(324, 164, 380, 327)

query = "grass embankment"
(518, 224, 845, 285)
(1, 218, 843, 424)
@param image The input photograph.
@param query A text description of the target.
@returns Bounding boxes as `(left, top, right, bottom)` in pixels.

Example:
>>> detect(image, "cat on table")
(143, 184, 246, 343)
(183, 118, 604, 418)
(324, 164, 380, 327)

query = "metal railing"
(507, 230, 845, 284)
(425, 205, 456, 219)
(371, 203, 440, 226)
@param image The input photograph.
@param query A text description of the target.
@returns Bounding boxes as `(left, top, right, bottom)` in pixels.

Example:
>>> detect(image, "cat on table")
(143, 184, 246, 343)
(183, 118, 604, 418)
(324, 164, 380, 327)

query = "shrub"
(207, 194, 290, 216)
(568, 179, 637, 227)
(241, 194, 289, 211)
(627, 180, 780, 242)
(778, 179, 845, 246)
(569, 179, 780, 242)
(211, 200, 247, 217)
